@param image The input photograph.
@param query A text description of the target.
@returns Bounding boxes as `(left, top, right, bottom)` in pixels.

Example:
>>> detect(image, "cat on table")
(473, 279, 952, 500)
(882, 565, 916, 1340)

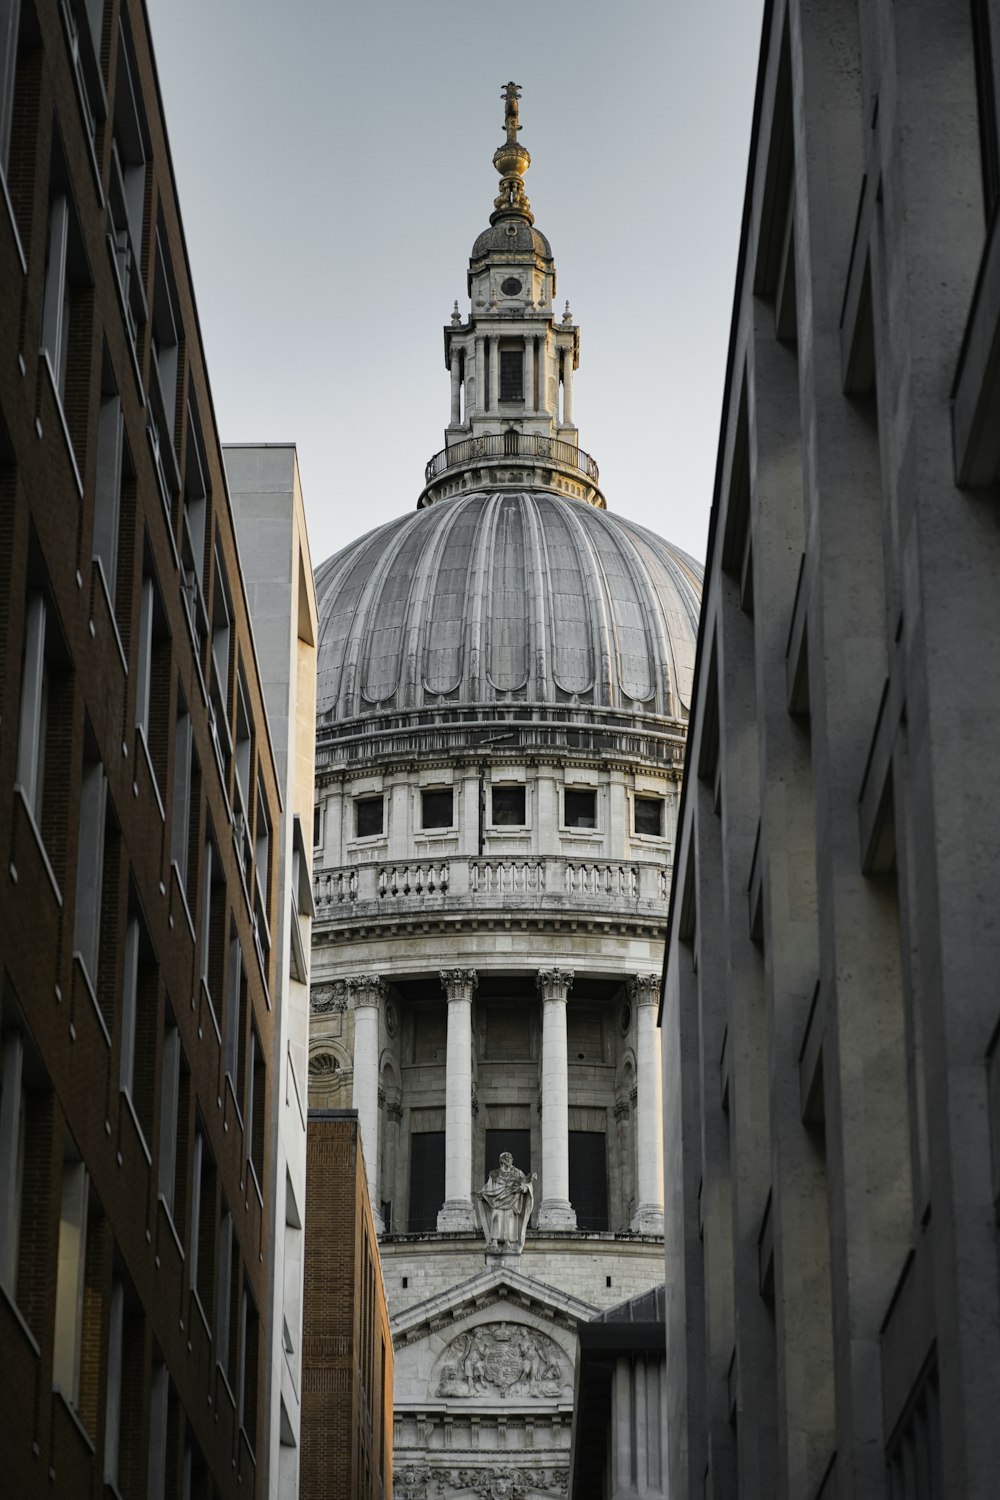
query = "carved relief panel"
(433, 1322, 571, 1402)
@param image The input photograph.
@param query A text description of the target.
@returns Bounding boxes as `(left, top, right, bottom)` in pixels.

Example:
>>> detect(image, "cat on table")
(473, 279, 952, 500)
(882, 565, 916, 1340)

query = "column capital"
(536, 967, 574, 1002)
(347, 973, 388, 1010)
(628, 974, 661, 1007)
(440, 968, 478, 1003)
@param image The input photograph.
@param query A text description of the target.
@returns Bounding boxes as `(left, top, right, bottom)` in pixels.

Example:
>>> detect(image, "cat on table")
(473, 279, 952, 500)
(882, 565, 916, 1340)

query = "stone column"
(630, 974, 664, 1232)
(437, 968, 477, 1230)
(488, 336, 499, 415)
(473, 337, 484, 415)
(349, 973, 387, 1229)
(449, 345, 462, 425)
(536, 967, 576, 1230)
(562, 348, 574, 425)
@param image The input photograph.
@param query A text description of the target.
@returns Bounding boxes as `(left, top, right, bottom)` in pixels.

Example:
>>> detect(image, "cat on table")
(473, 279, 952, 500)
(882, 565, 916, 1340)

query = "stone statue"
(502, 81, 522, 142)
(476, 1151, 535, 1252)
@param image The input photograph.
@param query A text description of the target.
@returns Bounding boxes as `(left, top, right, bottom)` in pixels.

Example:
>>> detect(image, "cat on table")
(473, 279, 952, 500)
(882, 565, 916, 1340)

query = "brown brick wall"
(0, 2, 284, 1495)
(301, 1111, 394, 1500)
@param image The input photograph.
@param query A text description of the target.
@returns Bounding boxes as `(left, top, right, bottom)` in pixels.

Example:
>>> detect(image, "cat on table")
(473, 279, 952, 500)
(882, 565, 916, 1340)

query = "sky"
(145, 0, 766, 570)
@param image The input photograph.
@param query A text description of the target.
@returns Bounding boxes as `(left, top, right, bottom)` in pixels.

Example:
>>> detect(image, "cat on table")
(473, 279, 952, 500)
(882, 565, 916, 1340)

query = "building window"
(223, 928, 247, 1113)
(148, 224, 182, 511)
(72, 736, 108, 987)
(312, 804, 321, 849)
(233, 667, 253, 879)
(0, 1, 21, 176)
(972, 0, 1000, 219)
(421, 787, 454, 830)
(93, 353, 128, 605)
(107, 14, 148, 346)
(499, 346, 523, 401)
(633, 795, 664, 837)
(134, 550, 171, 791)
(215, 1202, 234, 1381)
(485, 1128, 530, 1178)
(564, 788, 597, 829)
(146, 1360, 170, 1500)
(59, 0, 104, 140)
(119, 891, 157, 1143)
(170, 688, 192, 890)
(156, 1012, 183, 1217)
(180, 403, 209, 655)
(491, 785, 526, 826)
(408, 1131, 445, 1231)
(188, 1119, 216, 1321)
(356, 795, 384, 838)
(16, 582, 71, 862)
(52, 1142, 89, 1408)
(0, 1024, 26, 1299)
(200, 829, 227, 1024)
(247, 1019, 265, 1192)
(569, 1131, 608, 1230)
(240, 1286, 260, 1453)
(40, 180, 87, 410)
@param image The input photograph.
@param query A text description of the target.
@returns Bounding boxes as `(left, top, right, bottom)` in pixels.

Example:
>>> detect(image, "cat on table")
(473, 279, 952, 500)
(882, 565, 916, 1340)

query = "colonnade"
(349, 967, 665, 1236)
(448, 336, 576, 422)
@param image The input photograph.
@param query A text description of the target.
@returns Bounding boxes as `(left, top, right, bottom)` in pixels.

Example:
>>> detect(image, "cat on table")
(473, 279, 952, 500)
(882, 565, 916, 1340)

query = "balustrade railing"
(313, 854, 669, 921)
(425, 431, 599, 485)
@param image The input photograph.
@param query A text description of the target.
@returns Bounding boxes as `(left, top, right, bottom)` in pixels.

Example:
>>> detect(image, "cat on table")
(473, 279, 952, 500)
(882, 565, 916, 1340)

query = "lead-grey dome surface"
(314, 492, 702, 725)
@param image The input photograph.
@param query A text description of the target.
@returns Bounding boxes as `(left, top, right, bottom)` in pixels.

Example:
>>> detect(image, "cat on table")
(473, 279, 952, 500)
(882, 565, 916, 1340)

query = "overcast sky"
(145, 0, 766, 569)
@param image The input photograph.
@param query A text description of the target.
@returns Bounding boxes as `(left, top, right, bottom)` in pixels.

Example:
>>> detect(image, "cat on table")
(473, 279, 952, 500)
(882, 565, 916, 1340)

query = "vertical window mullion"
(0, 1031, 24, 1292)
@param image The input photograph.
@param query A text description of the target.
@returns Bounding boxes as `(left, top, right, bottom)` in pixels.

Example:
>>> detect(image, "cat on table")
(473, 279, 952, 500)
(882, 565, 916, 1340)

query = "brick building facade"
(0, 1, 287, 1494)
(301, 1109, 393, 1500)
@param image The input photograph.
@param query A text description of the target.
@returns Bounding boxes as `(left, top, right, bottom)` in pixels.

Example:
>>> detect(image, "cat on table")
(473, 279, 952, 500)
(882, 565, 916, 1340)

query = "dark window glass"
(312, 805, 321, 847)
(485, 1129, 531, 1178)
(634, 796, 663, 837)
(564, 789, 596, 829)
(499, 348, 523, 401)
(421, 789, 453, 829)
(408, 1132, 444, 1231)
(491, 786, 525, 826)
(569, 1131, 608, 1230)
(972, 0, 1000, 218)
(356, 796, 384, 838)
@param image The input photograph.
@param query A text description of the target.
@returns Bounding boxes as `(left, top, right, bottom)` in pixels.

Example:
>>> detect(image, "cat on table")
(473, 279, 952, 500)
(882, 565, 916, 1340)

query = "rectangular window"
(312, 804, 321, 849)
(972, 0, 1000, 219)
(180, 403, 209, 655)
(356, 795, 384, 838)
(148, 224, 182, 509)
(119, 892, 157, 1142)
(224, 928, 246, 1107)
(564, 788, 597, 829)
(134, 551, 171, 791)
(107, 15, 148, 346)
(52, 1147, 88, 1405)
(93, 355, 125, 601)
(408, 1131, 445, 1232)
(491, 785, 525, 826)
(421, 787, 454, 830)
(255, 772, 271, 906)
(200, 829, 226, 1020)
(16, 592, 49, 827)
(73, 741, 107, 984)
(0, 1026, 26, 1298)
(0, 1, 21, 175)
(171, 689, 192, 885)
(60, 0, 104, 140)
(189, 1121, 216, 1319)
(215, 1202, 233, 1375)
(147, 1360, 169, 1500)
(569, 1130, 608, 1230)
(485, 1128, 530, 1178)
(499, 347, 523, 401)
(633, 795, 664, 837)
(157, 1013, 181, 1213)
(240, 1287, 260, 1452)
(247, 1020, 265, 1190)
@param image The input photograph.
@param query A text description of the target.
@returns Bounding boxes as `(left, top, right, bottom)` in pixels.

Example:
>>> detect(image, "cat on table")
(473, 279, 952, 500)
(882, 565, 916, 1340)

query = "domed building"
(308, 84, 701, 1498)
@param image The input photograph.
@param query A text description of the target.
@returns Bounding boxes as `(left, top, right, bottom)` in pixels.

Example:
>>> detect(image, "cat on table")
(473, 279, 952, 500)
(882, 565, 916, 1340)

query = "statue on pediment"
(476, 1152, 535, 1253)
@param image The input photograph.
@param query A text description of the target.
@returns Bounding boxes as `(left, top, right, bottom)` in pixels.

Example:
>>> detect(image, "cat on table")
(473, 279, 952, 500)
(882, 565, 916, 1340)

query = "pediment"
(392, 1264, 598, 1347)
(391, 1267, 599, 1414)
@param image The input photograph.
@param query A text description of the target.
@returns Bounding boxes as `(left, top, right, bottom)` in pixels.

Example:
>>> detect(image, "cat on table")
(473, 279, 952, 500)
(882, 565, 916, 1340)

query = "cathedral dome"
(314, 490, 701, 725)
(471, 220, 553, 261)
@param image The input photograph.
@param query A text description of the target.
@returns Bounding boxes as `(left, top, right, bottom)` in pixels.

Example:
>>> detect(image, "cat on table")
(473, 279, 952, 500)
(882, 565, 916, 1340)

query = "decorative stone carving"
(627, 973, 660, 1006)
(308, 1051, 339, 1078)
(398, 1468, 569, 1499)
(535, 968, 574, 1002)
(440, 967, 479, 1004)
(476, 1153, 535, 1253)
(435, 1323, 568, 1400)
(310, 981, 346, 1014)
(348, 973, 388, 1009)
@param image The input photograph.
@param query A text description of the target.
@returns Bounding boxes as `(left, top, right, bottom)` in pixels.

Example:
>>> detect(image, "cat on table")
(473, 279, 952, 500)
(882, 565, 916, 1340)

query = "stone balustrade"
(312, 855, 669, 924)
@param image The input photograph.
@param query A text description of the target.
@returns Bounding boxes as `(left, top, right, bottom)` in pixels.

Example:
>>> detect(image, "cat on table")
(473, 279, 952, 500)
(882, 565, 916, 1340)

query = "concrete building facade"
(308, 84, 701, 1499)
(661, 4, 1000, 1499)
(228, 445, 317, 1500)
(0, 5, 309, 1496)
